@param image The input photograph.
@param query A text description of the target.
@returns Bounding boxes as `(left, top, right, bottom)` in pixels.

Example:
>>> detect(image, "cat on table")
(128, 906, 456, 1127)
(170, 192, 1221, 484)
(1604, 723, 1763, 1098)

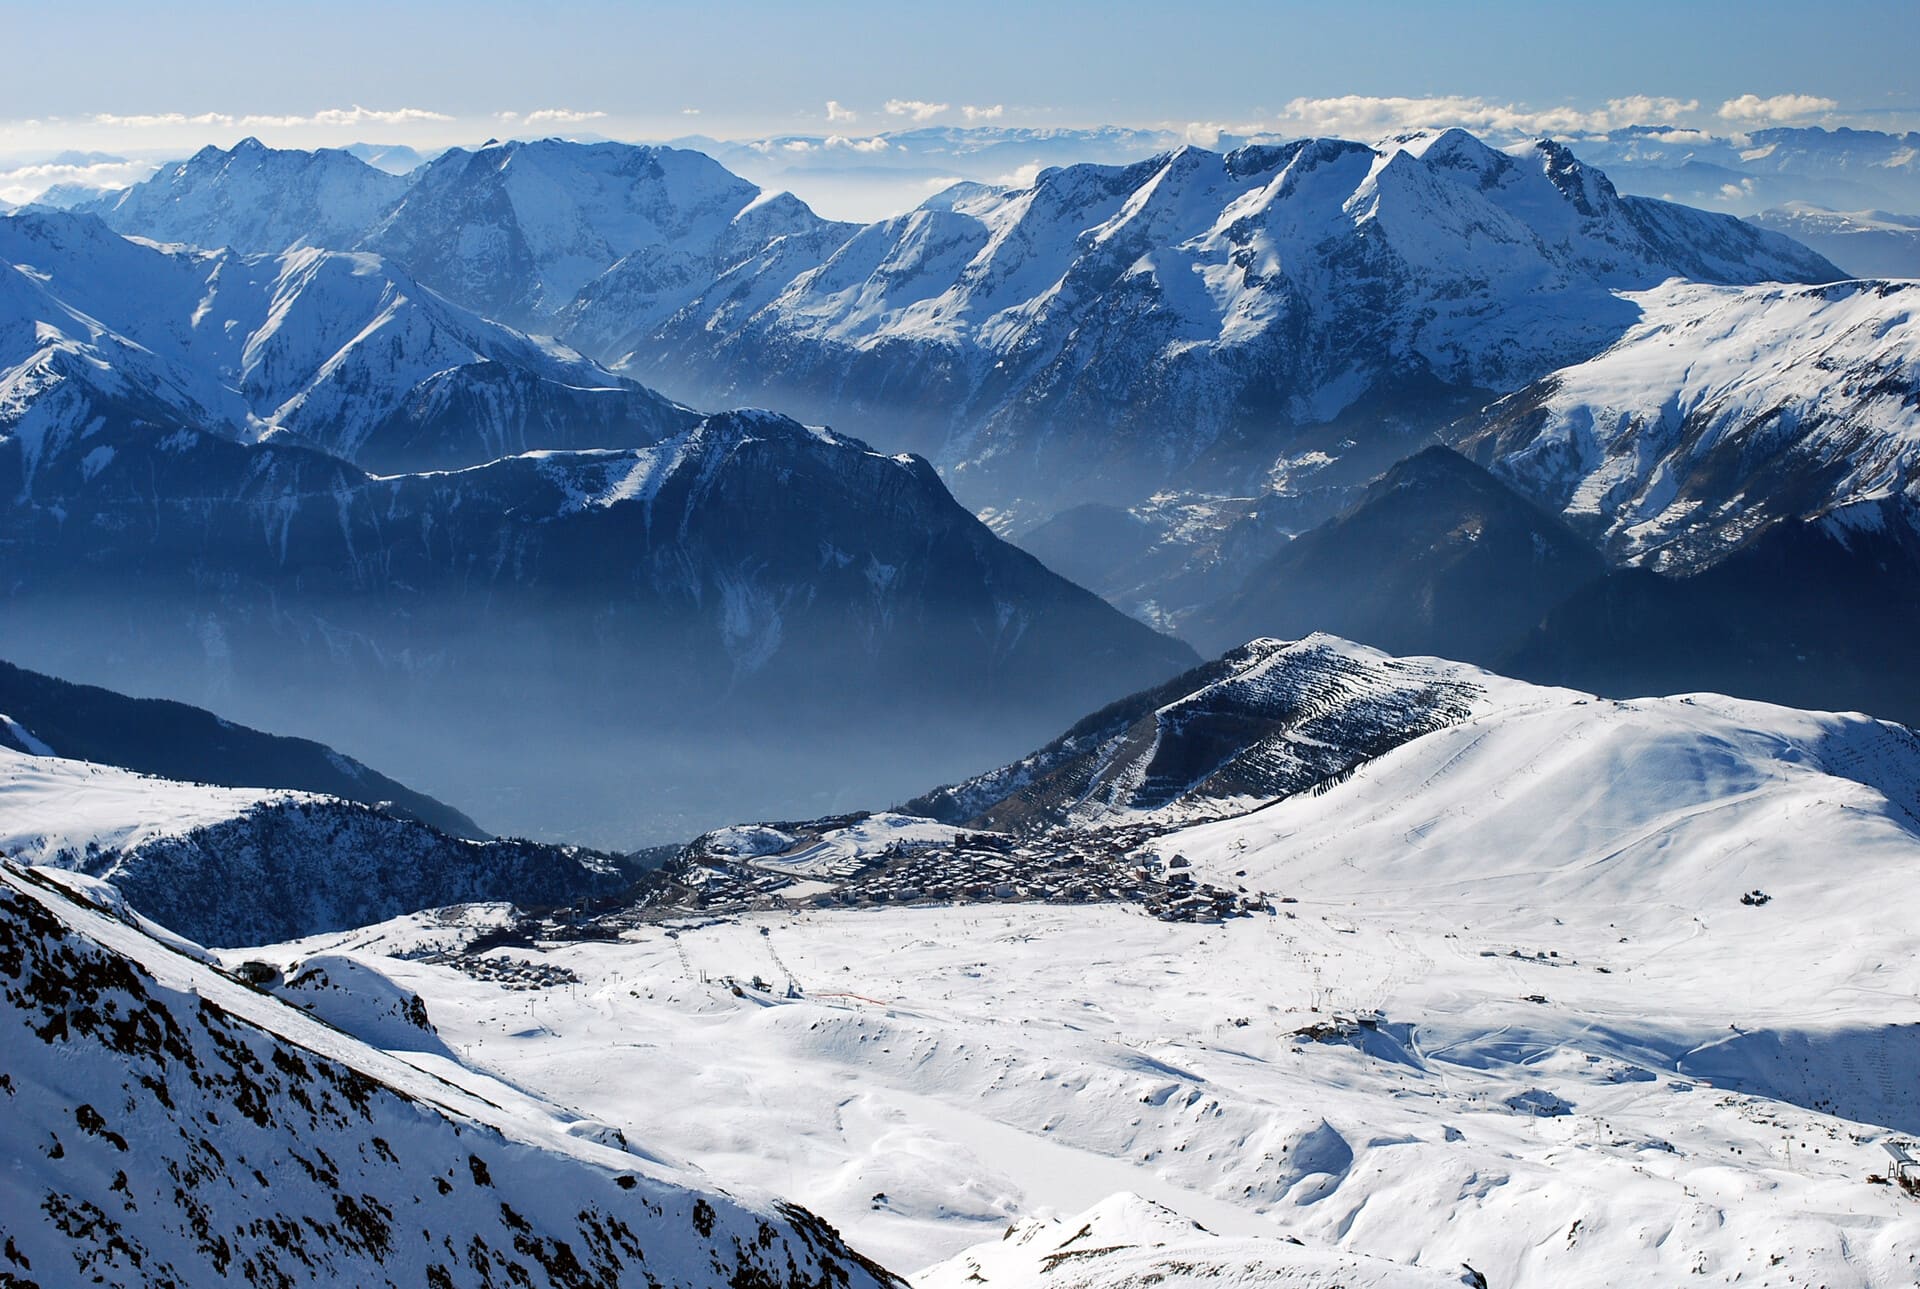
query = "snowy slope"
(624, 130, 1840, 513)
(259, 663, 1920, 1285)
(0, 860, 901, 1288)
(1460, 277, 1920, 568)
(0, 746, 636, 946)
(0, 208, 695, 476)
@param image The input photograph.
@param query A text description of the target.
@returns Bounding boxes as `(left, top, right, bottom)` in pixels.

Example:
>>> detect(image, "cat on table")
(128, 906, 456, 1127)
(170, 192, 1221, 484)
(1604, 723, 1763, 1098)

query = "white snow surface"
(0, 207, 690, 480)
(919, 1192, 1461, 1288)
(0, 860, 901, 1287)
(0, 712, 53, 755)
(1475, 277, 1920, 565)
(253, 678, 1920, 1286)
(0, 742, 297, 866)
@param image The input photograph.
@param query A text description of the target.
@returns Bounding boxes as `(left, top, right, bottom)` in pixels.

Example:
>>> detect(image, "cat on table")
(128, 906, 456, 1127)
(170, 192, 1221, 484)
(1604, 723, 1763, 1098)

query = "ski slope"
(244, 682, 1920, 1286)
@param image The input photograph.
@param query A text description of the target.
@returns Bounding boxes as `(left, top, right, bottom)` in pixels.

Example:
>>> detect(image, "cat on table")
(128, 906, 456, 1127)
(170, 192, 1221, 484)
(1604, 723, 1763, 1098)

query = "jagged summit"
(360, 138, 854, 328)
(0, 207, 695, 477)
(79, 136, 406, 253)
(615, 128, 1841, 513)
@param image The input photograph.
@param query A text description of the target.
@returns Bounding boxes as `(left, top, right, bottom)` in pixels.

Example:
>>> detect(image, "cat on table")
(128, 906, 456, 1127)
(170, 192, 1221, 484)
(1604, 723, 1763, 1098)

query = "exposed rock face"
(906, 634, 1551, 832)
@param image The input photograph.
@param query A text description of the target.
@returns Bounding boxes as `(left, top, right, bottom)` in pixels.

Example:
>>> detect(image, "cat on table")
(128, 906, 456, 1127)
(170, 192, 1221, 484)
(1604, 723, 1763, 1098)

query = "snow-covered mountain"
(0, 745, 638, 945)
(621, 129, 1840, 514)
(0, 405, 1194, 844)
(360, 138, 856, 330)
(0, 860, 900, 1287)
(1458, 277, 1920, 570)
(65, 137, 860, 342)
(0, 656, 480, 836)
(77, 136, 408, 252)
(0, 208, 695, 476)
(905, 634, 1557, 831)
(343, 140, 431, 175)
(276, 653, 1920, 1285)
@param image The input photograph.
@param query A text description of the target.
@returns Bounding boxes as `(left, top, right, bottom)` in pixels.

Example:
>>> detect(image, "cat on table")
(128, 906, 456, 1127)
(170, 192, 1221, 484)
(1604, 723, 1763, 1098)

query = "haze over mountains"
(5, 121, 1919, 847)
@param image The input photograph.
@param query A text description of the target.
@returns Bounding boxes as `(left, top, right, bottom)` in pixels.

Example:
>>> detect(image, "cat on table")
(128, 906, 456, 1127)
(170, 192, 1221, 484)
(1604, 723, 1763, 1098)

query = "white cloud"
(89, 111, 236, 128)
(1270, 94, 1707, 140)
(885, 99, 949, 122)
(238, 105, 453, 128)
(783, 139, 815, 153)
(995, 162, 1043, 188)
(1184, 121, 1226, 148)
(826, 100, 857, 123)
(681, 107, 701, 116)
(1606, 96, 1701, 123)
(825, 135, 889, 153)
(962, 104, 1004, 123)
(1717, 93, 1838, 123)
(85, 105, 452, 131)
(521, 108, 607, 126)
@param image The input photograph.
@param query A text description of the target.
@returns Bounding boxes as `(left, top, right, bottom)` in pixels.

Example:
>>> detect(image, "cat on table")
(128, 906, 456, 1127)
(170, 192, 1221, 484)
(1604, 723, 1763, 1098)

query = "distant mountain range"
(0, 208, 694, 477)
(1744, 204, 1920, 280)
(9, 126, 1919, 826)
(1576, 125, 1920, 217)
(623, 129, 1839, 518)
(57, 131, 1839, 524)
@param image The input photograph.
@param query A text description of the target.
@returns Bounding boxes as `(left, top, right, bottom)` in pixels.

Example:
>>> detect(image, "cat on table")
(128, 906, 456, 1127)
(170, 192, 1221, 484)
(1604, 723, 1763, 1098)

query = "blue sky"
(2, 0, 1915, 171)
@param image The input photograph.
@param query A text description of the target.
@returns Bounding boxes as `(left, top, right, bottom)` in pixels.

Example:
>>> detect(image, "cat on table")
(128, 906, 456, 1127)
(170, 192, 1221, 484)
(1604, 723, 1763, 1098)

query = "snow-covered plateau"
(196, 641, 1920, 1287)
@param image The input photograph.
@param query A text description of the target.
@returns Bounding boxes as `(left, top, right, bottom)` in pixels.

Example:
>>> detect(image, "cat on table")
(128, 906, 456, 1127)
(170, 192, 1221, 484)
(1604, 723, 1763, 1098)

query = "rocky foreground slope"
(0, 860, 900, 1288)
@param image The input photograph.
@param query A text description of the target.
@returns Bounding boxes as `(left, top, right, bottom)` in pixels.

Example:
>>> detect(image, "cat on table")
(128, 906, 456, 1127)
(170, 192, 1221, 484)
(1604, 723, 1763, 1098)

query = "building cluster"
(541, 819, 1274, 934)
